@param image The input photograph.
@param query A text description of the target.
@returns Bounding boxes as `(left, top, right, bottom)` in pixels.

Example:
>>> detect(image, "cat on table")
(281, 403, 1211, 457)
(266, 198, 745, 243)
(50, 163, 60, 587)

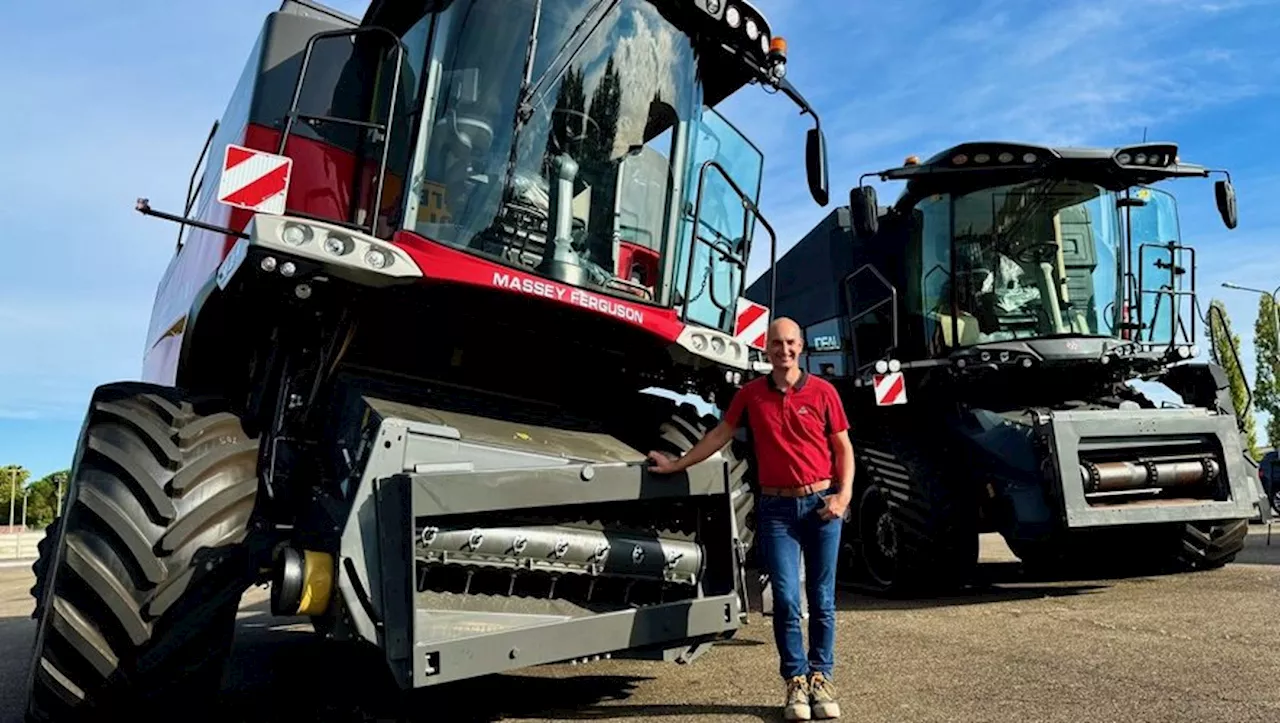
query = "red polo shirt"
(722, 371, 850, 489)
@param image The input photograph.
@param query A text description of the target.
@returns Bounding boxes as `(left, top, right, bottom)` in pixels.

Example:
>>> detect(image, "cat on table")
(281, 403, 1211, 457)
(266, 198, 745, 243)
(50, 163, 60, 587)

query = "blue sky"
(1, 0, 1279, 478)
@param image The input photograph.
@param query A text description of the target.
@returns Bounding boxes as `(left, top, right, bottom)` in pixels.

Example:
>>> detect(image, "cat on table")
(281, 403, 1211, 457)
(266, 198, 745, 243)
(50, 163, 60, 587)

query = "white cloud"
(719, 0, 1280, 279)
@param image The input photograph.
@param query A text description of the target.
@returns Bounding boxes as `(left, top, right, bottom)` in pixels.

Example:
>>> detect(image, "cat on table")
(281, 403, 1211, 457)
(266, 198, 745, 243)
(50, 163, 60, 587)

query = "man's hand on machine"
(645, 451, 680, 475)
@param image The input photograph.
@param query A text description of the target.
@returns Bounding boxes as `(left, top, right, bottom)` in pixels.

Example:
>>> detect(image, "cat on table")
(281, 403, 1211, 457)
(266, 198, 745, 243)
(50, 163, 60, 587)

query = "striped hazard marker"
(873, 371, 907, 406)
(734, 298, 769, 350)
(217, 144, 292, 215)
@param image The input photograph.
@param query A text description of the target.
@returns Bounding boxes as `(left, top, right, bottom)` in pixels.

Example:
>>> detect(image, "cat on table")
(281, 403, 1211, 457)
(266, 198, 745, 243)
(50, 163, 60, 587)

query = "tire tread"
(25, 382, 260, 720)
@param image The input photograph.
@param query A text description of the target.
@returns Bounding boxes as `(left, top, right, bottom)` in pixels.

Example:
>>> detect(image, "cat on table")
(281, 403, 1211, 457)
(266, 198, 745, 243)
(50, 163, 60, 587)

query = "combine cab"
(25, 0, 831, 717)
(748, 141, 1269, 595)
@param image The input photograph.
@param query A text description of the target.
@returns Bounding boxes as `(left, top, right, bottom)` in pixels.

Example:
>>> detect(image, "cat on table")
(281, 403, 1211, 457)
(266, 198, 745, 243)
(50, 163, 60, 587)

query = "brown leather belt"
(759, 479, 831, 497)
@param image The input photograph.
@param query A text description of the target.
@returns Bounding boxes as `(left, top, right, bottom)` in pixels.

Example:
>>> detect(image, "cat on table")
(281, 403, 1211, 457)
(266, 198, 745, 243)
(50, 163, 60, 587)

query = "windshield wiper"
(514, 0, 621, 127)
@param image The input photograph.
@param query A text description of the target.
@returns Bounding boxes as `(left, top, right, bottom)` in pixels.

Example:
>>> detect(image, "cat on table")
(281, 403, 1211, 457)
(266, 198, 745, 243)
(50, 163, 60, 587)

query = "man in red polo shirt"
(648, 317, 854, 721)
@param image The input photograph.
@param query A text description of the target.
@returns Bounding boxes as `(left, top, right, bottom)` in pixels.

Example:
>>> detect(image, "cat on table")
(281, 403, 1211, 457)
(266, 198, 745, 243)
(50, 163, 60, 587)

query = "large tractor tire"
(842, 440, 978, 596)
(654, 402, 756, 556)
(25, 382, 261, 721)
(1177, 519, 1248, 570)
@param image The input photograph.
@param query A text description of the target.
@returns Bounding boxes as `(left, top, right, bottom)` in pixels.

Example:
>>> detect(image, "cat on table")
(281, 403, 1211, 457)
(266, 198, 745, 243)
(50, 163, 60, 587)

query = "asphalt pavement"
(2, 529, 1279, 722)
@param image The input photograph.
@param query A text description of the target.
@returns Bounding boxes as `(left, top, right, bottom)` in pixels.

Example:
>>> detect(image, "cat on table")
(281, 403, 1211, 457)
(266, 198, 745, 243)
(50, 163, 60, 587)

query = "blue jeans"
(757, 488, 842, 680)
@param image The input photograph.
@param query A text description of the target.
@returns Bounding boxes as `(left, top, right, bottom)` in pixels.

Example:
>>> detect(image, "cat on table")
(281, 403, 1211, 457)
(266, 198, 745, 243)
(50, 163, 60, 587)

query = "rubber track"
(852, 428, 978, 595)
(25, 382, 260, 721)
(1178, 518, 1248, 569)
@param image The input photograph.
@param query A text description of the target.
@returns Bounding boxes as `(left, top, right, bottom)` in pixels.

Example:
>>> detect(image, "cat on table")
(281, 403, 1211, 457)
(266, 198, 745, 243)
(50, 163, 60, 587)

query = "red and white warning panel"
(873, 371, 907, 406)
(734, 298, 769, 350)
(217, 144, 292, 215)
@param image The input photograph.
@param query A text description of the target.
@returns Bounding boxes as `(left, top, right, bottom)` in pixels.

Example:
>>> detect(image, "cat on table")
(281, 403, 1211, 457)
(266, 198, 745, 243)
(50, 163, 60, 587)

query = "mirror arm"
(775, 77, 821, 131)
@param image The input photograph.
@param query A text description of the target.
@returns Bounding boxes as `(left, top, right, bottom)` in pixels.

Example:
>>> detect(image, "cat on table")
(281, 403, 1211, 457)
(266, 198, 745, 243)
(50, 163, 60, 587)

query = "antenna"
(1142, 127, 1148, 142)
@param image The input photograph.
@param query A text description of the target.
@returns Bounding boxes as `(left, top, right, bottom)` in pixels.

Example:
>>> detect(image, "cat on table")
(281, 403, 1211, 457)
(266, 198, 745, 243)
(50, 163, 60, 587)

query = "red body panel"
(393, 231, 687, 343)
(615, 241, 661, 292)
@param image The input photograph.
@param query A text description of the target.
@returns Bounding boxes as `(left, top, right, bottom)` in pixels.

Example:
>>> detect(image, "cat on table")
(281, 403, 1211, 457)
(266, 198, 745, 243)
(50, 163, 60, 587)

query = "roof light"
(904, 155, 920, 166)
(769, 36, 787, 56)
(745, 18, 759, 40)
(1117, 153, 1132, 164)
(952, 153, 969, 165)
(974, 153, 990, 163)
(998, 152, 1014, 163)
(705, 0, 722, 12)
(725, 5, 740, 27)
(1023, 152, 1037, 163)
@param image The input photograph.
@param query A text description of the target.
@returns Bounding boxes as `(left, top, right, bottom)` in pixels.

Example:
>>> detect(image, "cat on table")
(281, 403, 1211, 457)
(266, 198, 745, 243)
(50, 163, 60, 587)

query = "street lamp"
(1221, 282, 1280, 362)
(6, 466, 14, 536)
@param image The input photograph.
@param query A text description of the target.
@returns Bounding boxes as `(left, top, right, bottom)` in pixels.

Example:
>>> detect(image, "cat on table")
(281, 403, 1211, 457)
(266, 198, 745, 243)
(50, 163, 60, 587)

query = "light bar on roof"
(947, 143, 1047, 168)
(1114, 143, 1178, 169)
(710, 1, 774, 58)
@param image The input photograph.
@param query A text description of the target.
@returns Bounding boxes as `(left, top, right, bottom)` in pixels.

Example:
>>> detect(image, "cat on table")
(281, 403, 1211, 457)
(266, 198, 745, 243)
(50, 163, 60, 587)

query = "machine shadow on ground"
(213, 600, 781, 723)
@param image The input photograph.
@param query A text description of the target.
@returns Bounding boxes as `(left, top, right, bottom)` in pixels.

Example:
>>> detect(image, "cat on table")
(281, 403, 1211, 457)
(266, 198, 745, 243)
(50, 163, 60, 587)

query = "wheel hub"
(875, 513, 898, 559)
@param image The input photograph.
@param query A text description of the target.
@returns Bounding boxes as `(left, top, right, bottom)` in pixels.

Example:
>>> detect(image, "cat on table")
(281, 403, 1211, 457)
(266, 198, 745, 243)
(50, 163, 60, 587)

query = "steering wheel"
(1014, 242, 1059, 264)
(549, 109, 600, 153)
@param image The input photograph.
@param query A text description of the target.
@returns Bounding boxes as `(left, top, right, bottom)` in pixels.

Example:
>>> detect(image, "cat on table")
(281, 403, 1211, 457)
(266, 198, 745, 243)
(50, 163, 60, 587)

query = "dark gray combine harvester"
(24, 0, 830, 718)
(747, 141, 1269, 595)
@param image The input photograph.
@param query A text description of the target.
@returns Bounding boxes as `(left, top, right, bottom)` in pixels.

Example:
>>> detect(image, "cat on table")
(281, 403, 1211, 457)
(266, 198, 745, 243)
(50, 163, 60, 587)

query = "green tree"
(25, 470, 69, 529)
(1208, 299, 1259, 457)
(1254, 293, 1280, 449)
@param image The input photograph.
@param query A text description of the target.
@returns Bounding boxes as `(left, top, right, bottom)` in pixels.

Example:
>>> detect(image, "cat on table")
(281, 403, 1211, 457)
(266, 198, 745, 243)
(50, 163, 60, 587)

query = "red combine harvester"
(24, 0, 830, 718)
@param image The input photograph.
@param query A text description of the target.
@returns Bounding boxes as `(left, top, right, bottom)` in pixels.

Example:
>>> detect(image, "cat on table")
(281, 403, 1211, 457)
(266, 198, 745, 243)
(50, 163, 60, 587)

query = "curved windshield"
(912, 179, 1124, 351)
(402, 0, 700, 302)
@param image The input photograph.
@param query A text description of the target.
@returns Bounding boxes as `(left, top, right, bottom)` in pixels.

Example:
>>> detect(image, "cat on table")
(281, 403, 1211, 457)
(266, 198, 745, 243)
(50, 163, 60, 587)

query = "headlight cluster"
(954, 348, 1038, 370)
(1117, 151, 1174, 166)
(689, 330, 745, 361)
(873, 359, 902, 374)
(279, 221, 397, 273)
(679, 325, 751, 370)
(246, 214, 423, 285)
(1114, 145, 1178, 168)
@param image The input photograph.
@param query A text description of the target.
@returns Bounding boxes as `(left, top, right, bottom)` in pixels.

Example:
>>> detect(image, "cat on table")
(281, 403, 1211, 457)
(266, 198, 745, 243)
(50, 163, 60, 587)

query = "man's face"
(767, 325, 804, 369)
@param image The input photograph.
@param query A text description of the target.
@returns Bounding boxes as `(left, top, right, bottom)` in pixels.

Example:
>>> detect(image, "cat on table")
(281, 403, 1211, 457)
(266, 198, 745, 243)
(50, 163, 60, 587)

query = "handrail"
(1138, 240, 1197, 346)
(277, 26, 407, 238)
(681, 159, 778, 326)
(177, 119, 219, 250)
(843, 264, 900, 371)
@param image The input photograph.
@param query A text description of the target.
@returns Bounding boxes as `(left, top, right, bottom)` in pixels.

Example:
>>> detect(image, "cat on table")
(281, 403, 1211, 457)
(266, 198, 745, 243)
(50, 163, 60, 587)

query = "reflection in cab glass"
(911, 179, 1125, 354)
(403, 0, 704, 303)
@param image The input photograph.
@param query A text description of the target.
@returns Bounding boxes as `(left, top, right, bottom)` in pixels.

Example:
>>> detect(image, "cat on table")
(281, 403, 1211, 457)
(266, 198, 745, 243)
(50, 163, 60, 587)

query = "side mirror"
(1215, 179, 1238, 229)
(806, 128, 830, 207)
(850, 185, 879, 238)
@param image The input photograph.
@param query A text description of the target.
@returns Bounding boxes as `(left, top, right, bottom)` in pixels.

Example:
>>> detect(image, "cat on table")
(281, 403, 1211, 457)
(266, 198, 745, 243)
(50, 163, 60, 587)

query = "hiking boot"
(783, 675, 812, 720)
(809, 672, 841, 719)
